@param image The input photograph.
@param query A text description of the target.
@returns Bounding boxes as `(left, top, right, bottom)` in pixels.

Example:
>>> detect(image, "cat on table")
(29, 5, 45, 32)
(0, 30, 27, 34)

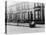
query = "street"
(7, 23, 45, 34)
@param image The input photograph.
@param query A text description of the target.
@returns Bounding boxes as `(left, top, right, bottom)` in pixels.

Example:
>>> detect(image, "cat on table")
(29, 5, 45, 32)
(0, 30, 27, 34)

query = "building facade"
(7, 2, 45, 23)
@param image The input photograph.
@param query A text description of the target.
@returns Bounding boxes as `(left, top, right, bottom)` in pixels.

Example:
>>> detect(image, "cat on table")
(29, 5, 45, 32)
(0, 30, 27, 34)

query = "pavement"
(6, 23, 45, 34)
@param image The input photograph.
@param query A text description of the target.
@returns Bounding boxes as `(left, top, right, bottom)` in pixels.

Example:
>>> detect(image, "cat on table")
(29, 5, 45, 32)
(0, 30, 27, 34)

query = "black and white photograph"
(5, 0, 45, 34)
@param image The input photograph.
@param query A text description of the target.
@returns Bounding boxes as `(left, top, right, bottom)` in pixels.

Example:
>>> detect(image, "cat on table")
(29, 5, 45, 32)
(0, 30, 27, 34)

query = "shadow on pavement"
(7, 24, 45, 28)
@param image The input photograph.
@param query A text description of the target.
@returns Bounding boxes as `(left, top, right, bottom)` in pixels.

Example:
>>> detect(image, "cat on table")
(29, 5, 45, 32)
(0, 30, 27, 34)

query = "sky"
(7, 0, 45, 7)
(7, 0, 45, 13)
(7, 0, 34, 13)
(7, 0, 16, 7)
(7, 0, 35, 7)
(7, 0, 25, 7)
